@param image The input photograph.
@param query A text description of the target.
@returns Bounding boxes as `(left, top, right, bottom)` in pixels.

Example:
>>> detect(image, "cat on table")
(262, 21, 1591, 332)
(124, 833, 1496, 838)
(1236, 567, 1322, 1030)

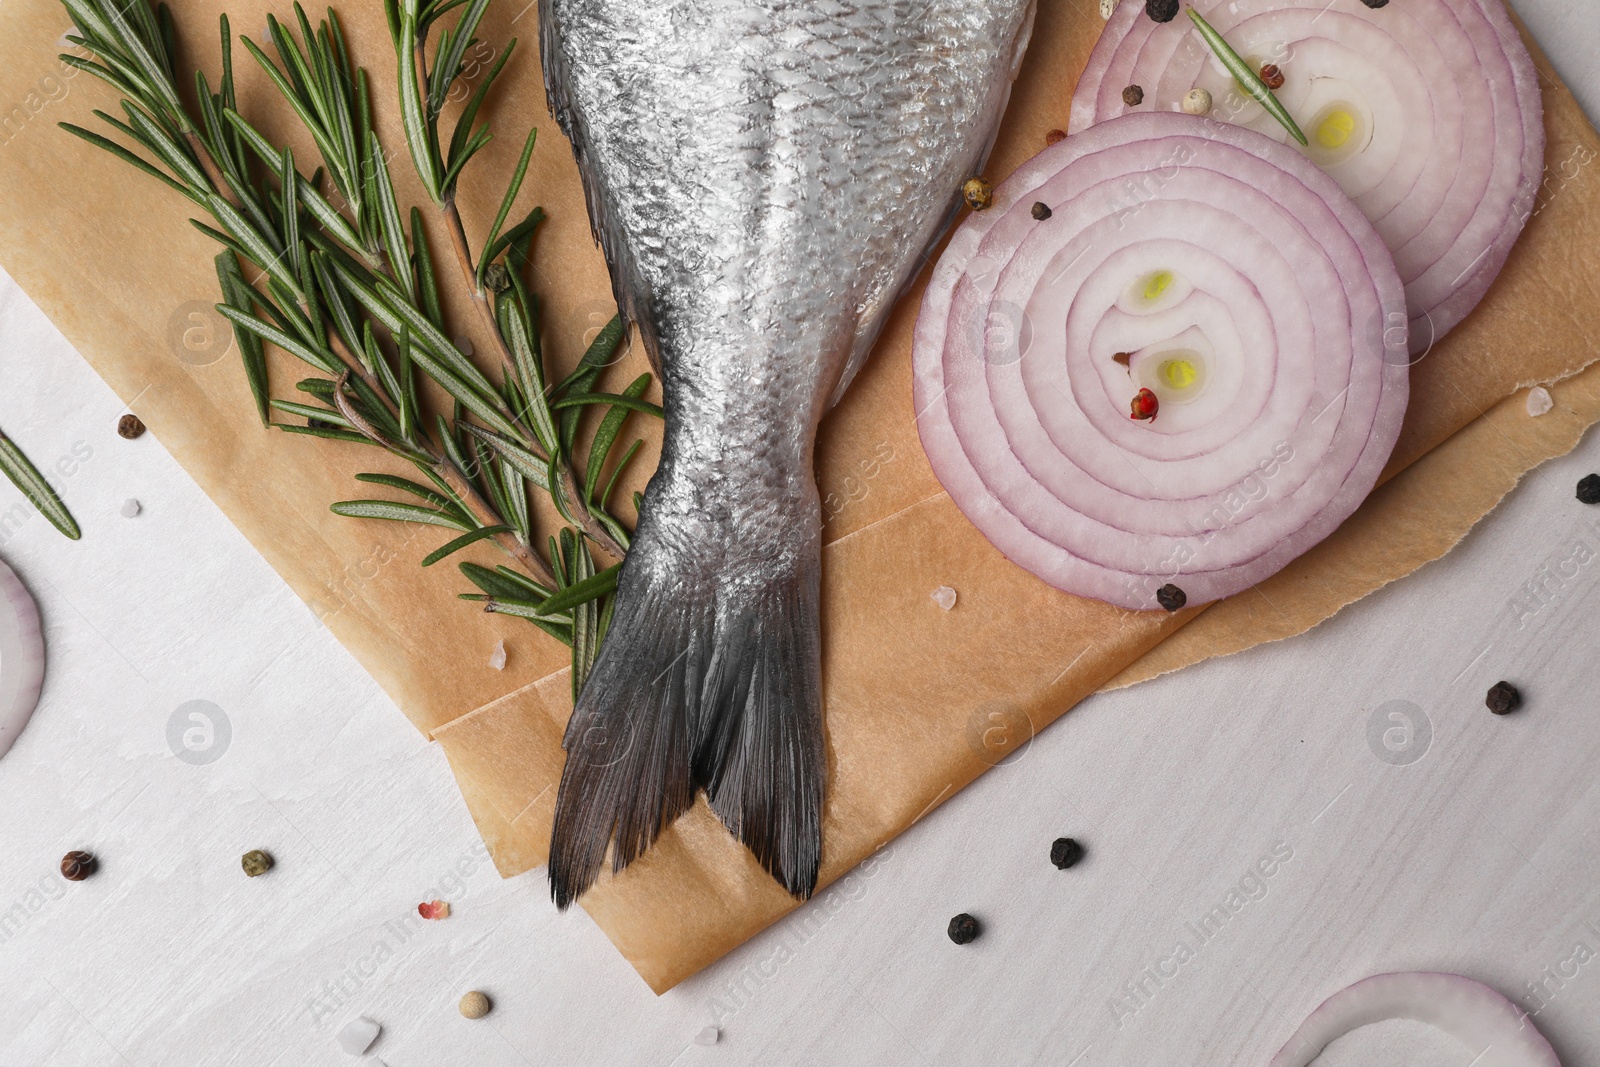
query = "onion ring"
(913, 112, 1408, 609)
(1069, 0, 1543, 354)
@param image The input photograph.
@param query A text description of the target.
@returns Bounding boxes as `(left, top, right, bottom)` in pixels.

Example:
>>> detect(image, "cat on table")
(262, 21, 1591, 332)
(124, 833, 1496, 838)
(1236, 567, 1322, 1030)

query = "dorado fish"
(540, 0, 1037, 907)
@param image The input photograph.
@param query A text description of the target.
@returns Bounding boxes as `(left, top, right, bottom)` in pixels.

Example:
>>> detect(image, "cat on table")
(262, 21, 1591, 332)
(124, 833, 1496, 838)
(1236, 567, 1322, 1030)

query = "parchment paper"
(0, 0, 1596, 993)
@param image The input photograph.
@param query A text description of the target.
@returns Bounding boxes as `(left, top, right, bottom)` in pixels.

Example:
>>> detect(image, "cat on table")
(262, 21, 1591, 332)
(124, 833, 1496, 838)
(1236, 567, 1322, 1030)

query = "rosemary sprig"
(1188, 8, 1308, 146)
(58, 0, 657, 688)
(0, 425, 81, 540)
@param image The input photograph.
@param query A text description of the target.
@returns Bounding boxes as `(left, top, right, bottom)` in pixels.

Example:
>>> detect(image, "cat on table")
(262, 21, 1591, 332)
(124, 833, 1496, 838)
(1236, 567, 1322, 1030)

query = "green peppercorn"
(241, 849, 274, 877)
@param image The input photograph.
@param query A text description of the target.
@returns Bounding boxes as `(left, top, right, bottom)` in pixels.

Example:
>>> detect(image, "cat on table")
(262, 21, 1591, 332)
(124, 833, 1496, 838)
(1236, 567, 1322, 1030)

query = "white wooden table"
(1, 3, 1597, 1062)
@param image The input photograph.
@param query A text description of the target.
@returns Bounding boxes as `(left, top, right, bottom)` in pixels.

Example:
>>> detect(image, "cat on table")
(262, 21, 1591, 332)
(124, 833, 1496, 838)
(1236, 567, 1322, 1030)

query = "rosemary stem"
(439, 198, 628, 564)
(332, 373, 557, 585)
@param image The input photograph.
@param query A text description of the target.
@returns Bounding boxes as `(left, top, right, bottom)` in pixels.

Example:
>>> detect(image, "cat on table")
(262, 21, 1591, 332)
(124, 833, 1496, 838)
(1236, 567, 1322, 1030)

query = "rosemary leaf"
(0, 426, 81, 540)
(214, 251, 269, 424)
(427, 0, 492, 114)
(59, 122, 202, 206)
(583, 373, 652, 504)
(367, 130, 414, 299)
(330, 498, 472, 530)
(476, 127, 537, 289)
(354, 471, 465, 515)
(444, 38, 515, 175)
(553, 392, 664, 419)
(422, 524, 512, 566)
(216, 303, 339, 374)
(1188, 10, 1307, 146)
(396, 7, 442, 202)
(537, 561, 621, 617)
(600, 437, 643, 514)
(459, 424, 551, 491)
(277, 422, 372, 446)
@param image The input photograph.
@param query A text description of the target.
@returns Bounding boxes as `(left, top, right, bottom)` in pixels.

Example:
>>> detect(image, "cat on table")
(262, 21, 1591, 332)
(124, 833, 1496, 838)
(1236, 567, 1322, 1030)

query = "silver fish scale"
(546, 0, 1034, 576)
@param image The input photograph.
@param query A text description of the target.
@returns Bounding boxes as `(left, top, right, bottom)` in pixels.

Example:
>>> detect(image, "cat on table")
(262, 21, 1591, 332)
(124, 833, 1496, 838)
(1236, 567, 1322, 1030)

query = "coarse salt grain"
(931, 586, 957, 611)
(694, 1026, 720, 1047)
(1526, 386, 1553, 417)
(336, 1017, 380, 1056)
(489, 639, 507, 670)
(120, 498, 142, 518)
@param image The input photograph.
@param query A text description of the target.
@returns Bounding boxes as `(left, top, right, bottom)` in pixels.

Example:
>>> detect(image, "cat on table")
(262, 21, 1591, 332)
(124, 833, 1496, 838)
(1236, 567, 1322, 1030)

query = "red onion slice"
(913, 112, 1408, 610)
(1271, 972, 1561, 1066)
(1069, 0, 1543, 354)
(0, 557, 45, 760)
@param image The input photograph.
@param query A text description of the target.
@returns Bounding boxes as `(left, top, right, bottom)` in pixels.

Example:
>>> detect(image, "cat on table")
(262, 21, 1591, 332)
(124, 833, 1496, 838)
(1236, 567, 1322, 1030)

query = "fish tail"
(548, 517, 825, 908)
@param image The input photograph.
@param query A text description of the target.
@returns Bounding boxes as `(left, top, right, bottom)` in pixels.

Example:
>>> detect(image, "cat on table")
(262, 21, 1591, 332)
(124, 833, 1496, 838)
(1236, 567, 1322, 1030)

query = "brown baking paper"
(1, 0, 1596, 993)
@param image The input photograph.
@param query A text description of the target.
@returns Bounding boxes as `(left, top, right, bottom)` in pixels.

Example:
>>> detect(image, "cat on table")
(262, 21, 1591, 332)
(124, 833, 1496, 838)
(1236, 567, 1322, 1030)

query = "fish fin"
(697, 548, 825, 900)
(548, 525, 825, 907)
(537, 0, 659, 370)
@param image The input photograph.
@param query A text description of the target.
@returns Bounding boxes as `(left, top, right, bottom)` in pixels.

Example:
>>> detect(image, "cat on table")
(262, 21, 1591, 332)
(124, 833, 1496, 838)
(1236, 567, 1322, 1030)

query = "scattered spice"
(116, 414, 145, 440)
(1031, 201, 1053, 221)
(1045, 128, 1067, 146)
(241, 849, 274, 877)
(1129, 387, 1159, 422)
(962, 177, 994, 211)
(947, 913, 981, 945)
(1122, 84, 1145, 107)
(1113, 351, 1132, 369)
(694, 1026, 721, 1047)
(306, 417, 339, 432)
(482, 263, 511, 292)
(1485, 681, 1522, 716)
(1050, 837, 1086, 870)
(931, 585, 957, 611)
(1145, 0, 1179, 22)
(60, 850, 97, 881)
(1526, 386, 1553, 417)
(1099, 0, 1119, 19)
(1360, 0, 1389, 7)
(121, 498, 142, 518)
(459, 990, 492, 1019)
(1577, 474, 1600, 505)
(1182, 88, 1213, 116)
(488, 638, 507, 671)
(336, 1017, 380, 1056)
(418, 899, 451, 920)
(1156, 583, 1187, 612)
(1259, 63, 1285, 90)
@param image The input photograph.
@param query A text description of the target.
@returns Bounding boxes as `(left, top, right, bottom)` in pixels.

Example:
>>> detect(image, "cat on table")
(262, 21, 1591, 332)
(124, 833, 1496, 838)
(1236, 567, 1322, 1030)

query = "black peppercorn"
(1145, 0, 1180, 22)
(1122, 84, 1145, 107)
(1031, 201, 1053, 221)
(1156, 583, 1187, 612)
(1576, 474, 1600, 504)
(1050, 838, 1085, 870)
(61, 851, 97, 881)
(306, 417, 339, 432)
(947, 913, 980, 945)
(1360, 0, 1389, 8)
(1485, 681, 1522, 716)
(117, 414, 145, 440)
